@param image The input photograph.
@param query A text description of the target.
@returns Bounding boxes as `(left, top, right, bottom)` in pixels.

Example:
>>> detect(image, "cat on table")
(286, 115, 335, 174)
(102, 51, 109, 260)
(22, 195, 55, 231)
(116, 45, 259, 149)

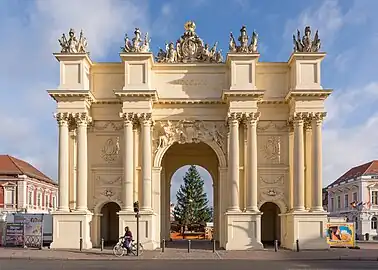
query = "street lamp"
(133, 201, 140, 256)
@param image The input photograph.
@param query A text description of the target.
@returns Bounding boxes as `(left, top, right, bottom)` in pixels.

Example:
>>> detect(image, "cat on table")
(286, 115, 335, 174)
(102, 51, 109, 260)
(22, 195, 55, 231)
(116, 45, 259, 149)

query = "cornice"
(156, 99, 225, 105)
(222, 89, 265, 101)
(285, 89, 332, 101)
(53, 53, 93, 65)
(114, 89, 158, 101)
(287, 52, 326, 65)
(47, 89, 95, 106)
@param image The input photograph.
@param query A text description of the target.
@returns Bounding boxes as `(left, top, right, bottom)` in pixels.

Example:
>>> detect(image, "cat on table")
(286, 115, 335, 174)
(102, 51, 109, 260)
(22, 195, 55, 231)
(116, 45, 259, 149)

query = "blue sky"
(1, 0, 378, 207)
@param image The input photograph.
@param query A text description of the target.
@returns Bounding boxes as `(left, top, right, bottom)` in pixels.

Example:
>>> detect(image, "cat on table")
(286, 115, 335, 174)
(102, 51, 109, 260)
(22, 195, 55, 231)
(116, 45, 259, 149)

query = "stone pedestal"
(118, 211, 158, 250)
(50, 211, 93, 249)
(281, 212, 329, 250)
(224, 212, 263, 250)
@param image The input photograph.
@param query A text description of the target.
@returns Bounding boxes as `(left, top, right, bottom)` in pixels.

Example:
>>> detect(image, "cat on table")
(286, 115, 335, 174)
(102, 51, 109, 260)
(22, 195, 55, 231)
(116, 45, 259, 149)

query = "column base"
(118, 211, 159, 250)
(50, 211, 93, 250)
(224, 211, 263, 250)
(280, 211, 329, 250)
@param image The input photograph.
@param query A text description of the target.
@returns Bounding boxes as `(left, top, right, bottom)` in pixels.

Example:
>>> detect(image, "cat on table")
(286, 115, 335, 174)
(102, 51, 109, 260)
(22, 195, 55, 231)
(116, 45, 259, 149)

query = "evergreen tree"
(173, 165, 212, 226)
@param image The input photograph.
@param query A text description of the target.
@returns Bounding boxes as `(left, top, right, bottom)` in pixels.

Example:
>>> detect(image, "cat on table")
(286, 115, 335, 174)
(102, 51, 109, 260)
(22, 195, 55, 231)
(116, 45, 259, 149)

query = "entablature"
(47, 89, 94, 109)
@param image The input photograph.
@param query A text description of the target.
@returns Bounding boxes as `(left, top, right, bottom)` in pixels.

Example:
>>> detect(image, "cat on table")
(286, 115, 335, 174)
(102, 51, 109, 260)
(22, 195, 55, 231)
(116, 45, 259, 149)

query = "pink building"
(0, 155, 58, 214)
(327, 160, 378, 240)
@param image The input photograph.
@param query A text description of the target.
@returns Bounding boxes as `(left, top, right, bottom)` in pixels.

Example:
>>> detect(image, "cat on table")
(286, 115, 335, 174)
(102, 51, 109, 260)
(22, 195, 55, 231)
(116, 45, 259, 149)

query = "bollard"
(212, 239, 216, 253)
(162, 239, 165, 253)
(101, 238, 104, 251)
(296, 239, 299, 252)
(79, 237, 83, 251)
(187, 240, 191, 253)
(274, 240, 278, 252)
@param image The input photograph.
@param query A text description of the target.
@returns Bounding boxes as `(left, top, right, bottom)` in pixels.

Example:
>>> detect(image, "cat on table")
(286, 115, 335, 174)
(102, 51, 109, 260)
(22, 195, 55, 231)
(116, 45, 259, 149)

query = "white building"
(327, 160, 378, 240)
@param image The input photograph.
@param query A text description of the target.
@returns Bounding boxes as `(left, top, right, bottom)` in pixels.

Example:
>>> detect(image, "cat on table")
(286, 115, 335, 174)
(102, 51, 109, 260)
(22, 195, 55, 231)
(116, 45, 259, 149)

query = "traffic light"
(133, 201, 140, 213)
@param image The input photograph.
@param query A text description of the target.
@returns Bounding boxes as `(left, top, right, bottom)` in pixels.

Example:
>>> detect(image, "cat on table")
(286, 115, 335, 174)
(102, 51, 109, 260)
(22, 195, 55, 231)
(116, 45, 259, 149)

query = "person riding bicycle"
(122, 226, 133, 254)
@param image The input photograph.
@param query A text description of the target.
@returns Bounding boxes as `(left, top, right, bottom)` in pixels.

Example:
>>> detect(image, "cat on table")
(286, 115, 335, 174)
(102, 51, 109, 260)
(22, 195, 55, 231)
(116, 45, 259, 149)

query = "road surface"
(0, 259, 377, 270)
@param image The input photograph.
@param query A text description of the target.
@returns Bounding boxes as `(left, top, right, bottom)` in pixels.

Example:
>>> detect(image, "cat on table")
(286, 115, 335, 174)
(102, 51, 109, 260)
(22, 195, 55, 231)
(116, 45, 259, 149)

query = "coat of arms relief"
(152, 120, 227, 155)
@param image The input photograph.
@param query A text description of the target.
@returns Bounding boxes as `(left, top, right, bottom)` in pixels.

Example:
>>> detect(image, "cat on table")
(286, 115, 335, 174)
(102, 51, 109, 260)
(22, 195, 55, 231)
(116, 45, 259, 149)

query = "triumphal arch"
(48, 22, 332, 250)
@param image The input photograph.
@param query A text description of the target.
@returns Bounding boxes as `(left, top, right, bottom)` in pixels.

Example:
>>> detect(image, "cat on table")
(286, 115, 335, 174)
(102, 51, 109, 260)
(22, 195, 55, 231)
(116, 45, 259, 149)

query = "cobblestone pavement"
(0, 246, 378, 261)
(1, 259, 378, 270)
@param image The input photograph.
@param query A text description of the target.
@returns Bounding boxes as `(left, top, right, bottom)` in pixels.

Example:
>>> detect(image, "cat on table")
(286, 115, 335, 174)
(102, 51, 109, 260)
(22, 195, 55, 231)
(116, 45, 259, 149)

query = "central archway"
(100, 202, 121, 246)
(158, 141, 224, 249)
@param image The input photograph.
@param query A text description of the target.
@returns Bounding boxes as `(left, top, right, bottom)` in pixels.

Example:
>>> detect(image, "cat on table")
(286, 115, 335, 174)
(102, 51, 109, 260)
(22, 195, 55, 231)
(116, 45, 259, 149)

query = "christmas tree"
(173, 165, 212, 227)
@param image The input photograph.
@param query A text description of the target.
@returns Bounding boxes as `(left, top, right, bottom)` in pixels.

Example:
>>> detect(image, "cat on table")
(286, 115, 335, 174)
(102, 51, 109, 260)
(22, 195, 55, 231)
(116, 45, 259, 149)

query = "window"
(337, 196, 341, 209)
(344, 194, 349, 209)
(372, 191, 378, 205)
(28, 190, 33, 205)
(5, 187, 15, 206)
(37, 193, 42, 207)
(371, 217, 377, 230)
(52, 196, 56, 209)
(330, 198, 334, 212)
(353, 192, 358, 202)
(45, 194, 50, 208)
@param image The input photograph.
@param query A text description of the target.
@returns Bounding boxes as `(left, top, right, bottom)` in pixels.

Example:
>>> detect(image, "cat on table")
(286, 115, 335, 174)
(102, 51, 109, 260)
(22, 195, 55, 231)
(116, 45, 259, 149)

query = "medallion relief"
(260, 136, 281, 163)
(152, 120, 227, 154)
(101, 137, 120, 163)
(260, 187, 284, 201)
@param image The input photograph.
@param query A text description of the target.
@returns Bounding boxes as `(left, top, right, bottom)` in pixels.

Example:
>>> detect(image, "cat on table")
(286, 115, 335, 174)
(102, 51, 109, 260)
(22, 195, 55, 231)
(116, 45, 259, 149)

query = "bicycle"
(113, 237, 144, 257)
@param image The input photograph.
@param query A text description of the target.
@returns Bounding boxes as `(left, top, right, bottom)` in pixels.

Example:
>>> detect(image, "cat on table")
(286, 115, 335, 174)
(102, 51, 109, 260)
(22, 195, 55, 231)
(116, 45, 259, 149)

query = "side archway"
(260, 202, 281, 246)
(98, 201, 121, 246)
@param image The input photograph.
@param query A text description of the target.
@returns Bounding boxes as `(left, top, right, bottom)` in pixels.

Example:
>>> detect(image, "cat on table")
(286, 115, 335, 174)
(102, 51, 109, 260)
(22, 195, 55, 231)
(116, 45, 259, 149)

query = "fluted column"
(139, 113, 153, 212)
(55, 112, 70, 212)
(304, 118, 312, 210)
(75, 112, 91, 212)
(227, 112, 241, 212)
(120, 113, 135, 211)
(293, 113, 305, 211)
(311, 112, 326, 212)
(245, 112, 260, 212)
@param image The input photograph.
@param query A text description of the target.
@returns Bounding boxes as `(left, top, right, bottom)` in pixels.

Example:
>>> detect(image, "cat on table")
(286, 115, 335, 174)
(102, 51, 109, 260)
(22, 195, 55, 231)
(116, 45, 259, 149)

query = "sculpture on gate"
(58, 28, 88, 53)
(155, 21, 223, 63)
(121, 28, 151, 53)
(229, 25, 258, 53)
(293, 26, 321, 53)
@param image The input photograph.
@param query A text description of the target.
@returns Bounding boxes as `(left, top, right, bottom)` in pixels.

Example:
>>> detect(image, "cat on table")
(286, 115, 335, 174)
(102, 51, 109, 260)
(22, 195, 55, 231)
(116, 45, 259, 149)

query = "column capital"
(290, 112, 307, 126)
(120, 112, 136, 127)
(243, 112, 260, 126)
(54, 112, 70, 126)
(74, 112, 92, 127)
(137, 112, 152, 126)
(227, 112, 242, 125)
(311, 112, 327, 125)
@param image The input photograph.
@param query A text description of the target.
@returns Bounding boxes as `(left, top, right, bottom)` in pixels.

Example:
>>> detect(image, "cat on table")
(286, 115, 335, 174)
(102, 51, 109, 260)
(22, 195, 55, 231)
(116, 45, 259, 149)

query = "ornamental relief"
(92, 121, 123, 132)
(101, 137, 120, 163)
(259, 187, 285, 201)
(92, 175, 122, 209)
(259, 174, 285, 186)
(152, 120, 227, 154)
(257, 121, 289, 133)
(260, 136, 281, 164)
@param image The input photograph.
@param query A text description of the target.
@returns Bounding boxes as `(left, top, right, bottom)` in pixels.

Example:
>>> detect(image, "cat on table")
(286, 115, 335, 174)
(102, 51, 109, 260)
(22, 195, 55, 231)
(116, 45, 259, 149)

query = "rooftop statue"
(293, 26, 321, 53)
(121, 28, 151, 53)
(229, 25, 258, 53)
(155, 21, 223, 63)
(58, 28, 88, 54)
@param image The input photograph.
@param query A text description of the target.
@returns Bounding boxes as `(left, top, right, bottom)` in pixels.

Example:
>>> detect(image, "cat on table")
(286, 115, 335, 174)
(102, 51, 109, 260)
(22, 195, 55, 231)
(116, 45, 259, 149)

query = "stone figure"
(293, 26, 321, 53)
(228, 26, 258, 54)
(58, 28, 88, 53)
(155, 21, 223, 63)
(121, 28, 150, 53)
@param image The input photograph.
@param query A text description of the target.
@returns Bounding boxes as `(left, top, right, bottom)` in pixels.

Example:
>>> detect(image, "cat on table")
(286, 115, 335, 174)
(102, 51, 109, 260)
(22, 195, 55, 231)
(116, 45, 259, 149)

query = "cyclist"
(122, 226, 133, 254)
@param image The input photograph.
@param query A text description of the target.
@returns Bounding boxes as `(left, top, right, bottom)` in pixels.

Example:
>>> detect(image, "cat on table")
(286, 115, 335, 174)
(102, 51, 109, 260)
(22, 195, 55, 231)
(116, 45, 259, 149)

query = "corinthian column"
(293, 113, 305, 212)
(139, 113, 152, 212)
(75, 112, 91, 212)
(120, 112, 134, 212)
(227, 112, 241, 212)
(304, 118, 312, 210)
(55, 112, 70, 212)
(245, 112, 260, 212)
(311, 112, 326, 212)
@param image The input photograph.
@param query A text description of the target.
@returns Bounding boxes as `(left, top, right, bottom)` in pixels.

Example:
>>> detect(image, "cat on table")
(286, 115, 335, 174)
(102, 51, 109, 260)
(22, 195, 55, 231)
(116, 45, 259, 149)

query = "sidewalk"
(0, 247, 377, 261)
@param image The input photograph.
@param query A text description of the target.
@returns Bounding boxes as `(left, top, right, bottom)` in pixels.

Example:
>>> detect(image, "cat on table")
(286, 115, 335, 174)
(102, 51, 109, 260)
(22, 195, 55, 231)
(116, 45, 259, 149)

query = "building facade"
(48, 22, 331, 250)
(327, 160, 378, 240)
(0, 155, 58, 215)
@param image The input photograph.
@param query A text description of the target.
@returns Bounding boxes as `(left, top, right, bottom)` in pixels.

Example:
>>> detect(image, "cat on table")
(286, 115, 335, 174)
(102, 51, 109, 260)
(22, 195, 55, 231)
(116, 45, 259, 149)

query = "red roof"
(328, 160, 378, 188)
(0, 155, 57, 185)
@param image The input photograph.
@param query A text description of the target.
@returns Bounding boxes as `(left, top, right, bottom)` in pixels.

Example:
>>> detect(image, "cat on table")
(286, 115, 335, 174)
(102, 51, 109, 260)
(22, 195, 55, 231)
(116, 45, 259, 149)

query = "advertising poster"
(14, 214, 44, 248)
(5, 223, 24, 247)
(326, 222, 355, 247)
